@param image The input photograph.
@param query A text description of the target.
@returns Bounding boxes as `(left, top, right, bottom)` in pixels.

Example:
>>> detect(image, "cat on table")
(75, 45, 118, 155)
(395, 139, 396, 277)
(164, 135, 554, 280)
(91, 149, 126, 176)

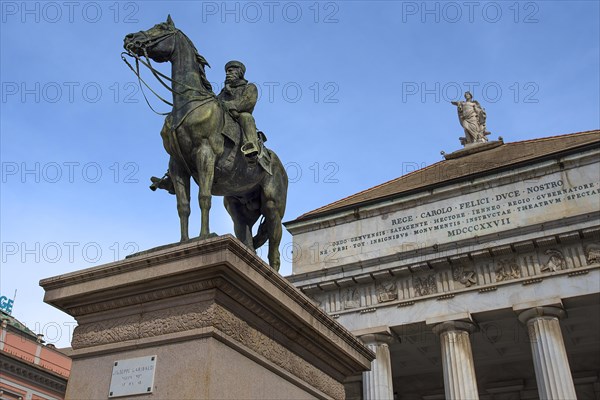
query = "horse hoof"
(198, 232, 218, 240)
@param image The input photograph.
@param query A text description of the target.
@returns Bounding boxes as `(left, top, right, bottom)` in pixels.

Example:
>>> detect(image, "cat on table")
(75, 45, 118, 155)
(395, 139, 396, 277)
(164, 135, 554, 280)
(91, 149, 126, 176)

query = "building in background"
(0, 310, 71, 400)
(285, 130, 600, 399)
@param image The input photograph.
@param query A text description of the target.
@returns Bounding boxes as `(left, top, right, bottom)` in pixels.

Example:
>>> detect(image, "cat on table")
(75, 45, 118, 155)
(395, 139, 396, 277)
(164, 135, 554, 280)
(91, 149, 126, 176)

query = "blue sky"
(1, 0, 599, 347)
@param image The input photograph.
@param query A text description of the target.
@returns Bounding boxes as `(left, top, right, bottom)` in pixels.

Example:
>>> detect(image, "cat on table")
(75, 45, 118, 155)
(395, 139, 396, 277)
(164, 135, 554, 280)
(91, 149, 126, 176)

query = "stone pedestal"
(358, 331, 394, 400)
(40, 235, 373, 400)
(517, 306, 577, 400)
(431, 321, 479, 400)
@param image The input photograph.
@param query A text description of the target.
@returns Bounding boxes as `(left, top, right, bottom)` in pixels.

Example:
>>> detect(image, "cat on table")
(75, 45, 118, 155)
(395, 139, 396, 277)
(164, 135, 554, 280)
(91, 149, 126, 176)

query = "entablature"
(290, 227, 600, 324)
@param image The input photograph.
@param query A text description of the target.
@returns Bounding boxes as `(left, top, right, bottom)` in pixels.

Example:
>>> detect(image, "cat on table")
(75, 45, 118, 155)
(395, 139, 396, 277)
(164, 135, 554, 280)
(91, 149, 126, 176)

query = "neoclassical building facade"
(285, 130, 600, 399)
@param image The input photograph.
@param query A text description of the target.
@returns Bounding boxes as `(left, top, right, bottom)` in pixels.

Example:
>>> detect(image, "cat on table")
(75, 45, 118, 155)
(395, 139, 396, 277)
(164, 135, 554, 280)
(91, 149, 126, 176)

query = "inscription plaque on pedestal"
(109, 355, 157, 398)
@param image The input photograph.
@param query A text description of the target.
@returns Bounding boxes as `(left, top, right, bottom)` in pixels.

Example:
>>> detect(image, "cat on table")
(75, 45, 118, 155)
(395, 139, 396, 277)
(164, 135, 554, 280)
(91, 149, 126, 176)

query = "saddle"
(150, 111, 272, 194)
(220, 111, 272, 176)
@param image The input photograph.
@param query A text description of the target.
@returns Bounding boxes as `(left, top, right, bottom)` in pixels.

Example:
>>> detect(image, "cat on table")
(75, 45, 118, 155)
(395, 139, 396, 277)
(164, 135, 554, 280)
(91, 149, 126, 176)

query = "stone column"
(517, 306, 577, 400)
(359, 332, 394, 400)
(432, 321, 479, 400)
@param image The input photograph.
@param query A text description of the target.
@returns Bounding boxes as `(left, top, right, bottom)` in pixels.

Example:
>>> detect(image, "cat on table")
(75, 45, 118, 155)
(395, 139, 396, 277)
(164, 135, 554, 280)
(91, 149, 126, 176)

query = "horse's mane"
(178, 30, 214, 93)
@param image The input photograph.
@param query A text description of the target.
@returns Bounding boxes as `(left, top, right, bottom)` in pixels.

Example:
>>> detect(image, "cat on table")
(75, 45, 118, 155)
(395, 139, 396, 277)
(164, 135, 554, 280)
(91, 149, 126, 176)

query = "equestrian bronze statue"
(123, 16, 288, 270)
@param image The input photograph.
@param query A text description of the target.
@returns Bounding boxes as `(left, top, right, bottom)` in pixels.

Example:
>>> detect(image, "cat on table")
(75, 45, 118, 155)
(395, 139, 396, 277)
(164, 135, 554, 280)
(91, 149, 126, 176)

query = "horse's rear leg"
(261, 193, 287, 270)
(224, 196, 259, 250)
(261, 199, 283, 271)
(169, 159, 191, 242)
(196, 141, 216, 239)
(261, 156, 288, 271)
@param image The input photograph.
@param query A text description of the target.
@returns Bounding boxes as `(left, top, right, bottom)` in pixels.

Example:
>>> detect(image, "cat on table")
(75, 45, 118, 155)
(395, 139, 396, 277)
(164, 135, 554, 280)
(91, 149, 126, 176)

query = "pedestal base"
(40, 235, 373, 400)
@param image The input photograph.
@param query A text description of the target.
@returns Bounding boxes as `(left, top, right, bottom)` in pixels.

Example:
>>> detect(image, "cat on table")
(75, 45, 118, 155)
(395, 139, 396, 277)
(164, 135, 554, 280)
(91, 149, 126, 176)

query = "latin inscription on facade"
(293, 164, 599, 273)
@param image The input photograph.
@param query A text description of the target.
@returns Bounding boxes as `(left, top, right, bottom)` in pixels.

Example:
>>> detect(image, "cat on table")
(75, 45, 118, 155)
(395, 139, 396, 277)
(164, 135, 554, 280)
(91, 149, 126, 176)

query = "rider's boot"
(239, 113, 260, 159)
(150, 172, 175, 195)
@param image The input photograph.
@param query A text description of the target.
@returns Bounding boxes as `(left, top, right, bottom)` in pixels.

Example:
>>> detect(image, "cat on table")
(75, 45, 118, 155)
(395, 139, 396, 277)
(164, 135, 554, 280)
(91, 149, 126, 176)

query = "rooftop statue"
(451, 91, 491, 146)
(123, 16, 288, 271)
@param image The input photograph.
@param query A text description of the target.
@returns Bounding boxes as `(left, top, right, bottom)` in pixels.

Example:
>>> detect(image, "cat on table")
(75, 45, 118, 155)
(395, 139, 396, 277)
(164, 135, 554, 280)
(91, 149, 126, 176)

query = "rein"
(122, 29, 215, 116)
(122, 27, 223, 177)
(122, 52, 172, 115)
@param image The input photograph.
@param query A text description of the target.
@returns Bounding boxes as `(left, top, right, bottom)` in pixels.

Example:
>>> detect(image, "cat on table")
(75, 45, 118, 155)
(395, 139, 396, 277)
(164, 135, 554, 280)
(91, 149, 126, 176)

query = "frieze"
(495, 259, 520, 282)
(72, 302, 216, 348)
(452, 265, 477, 287)
(376, 281, 398, 303)
(343, 288, 361, 309)
(413, 274, 437, 296)
(585, 244, 600, 265)
(541, 249, 566, 272)
(301, 235, 599, 314)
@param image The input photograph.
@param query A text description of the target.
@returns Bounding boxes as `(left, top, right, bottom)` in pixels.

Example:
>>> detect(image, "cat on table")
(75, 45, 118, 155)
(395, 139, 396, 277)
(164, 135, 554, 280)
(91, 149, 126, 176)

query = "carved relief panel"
(585, 244, 600, 265)
(495, 258, 520, 281)
(452, 265, 477, 287)
(376, 280, 398, 303)
(413, 274, 437, 296)
(343, 287, 361, 309)
(541, 249, 566, 272)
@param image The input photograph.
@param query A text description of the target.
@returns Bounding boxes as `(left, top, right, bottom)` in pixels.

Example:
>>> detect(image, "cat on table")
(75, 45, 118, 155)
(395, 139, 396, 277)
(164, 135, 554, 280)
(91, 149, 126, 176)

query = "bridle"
(122, 27, 214, 115)
(122, 26, 222, 177)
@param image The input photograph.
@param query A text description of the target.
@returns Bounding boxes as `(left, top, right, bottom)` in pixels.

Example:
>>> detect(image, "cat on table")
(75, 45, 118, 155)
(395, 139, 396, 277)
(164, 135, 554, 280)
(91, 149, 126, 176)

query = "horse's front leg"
(169, 158, 191, 241)
(196, 140, 216, 238)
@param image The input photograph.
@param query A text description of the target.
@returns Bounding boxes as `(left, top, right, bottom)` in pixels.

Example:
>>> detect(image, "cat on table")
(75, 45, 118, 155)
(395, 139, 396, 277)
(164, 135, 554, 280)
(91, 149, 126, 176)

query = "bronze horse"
(124, 16, 288, 270)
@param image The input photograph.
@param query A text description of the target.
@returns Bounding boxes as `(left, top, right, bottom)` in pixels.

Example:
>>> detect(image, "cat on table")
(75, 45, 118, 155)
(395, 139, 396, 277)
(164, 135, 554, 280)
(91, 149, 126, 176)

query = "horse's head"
(124, 15, 178, 62)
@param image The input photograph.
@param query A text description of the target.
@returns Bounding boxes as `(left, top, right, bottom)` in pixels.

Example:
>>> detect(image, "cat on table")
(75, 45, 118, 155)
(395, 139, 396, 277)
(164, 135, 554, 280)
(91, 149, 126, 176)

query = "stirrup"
(241, 142, 259, 157)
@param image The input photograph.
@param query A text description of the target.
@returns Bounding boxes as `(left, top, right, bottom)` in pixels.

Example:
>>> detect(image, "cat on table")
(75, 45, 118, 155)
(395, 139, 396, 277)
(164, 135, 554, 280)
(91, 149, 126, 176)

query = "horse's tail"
(252, 217, 269, 249)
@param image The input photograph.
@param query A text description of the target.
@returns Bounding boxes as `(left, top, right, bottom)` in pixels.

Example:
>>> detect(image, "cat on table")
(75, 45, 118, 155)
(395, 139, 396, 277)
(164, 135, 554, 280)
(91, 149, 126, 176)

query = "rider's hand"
(230, 110, 240, 119)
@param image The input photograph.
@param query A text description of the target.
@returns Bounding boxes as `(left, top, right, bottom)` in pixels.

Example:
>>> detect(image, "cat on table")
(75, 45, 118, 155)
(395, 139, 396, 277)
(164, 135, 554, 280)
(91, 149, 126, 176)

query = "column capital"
(357, 332, 394, 346)
(431, 320, 478, 336)
(354, 326, 394, 346)
(517, 306, 566, 325)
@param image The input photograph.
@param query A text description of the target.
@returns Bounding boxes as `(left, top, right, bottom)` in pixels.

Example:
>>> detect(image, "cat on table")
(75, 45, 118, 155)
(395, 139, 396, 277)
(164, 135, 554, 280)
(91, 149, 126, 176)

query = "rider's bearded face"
(225, 67, 242, 83)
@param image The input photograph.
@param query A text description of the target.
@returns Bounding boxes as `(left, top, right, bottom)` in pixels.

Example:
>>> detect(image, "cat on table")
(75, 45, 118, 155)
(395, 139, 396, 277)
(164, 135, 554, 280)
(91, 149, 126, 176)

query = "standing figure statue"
(451, 91, 491, 146)
(218, 61, 260, 158)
